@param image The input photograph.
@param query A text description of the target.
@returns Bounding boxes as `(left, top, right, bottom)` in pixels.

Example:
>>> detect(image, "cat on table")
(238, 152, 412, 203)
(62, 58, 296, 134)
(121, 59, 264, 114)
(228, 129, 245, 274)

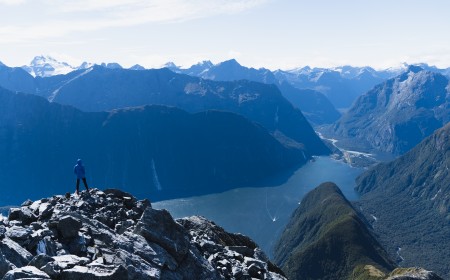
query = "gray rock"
(35, 236, 58, 256)
(134, 208, 190, 263)
(2, 266, 50, 280)
(103, 189, 134, 200)
(8, 208, 37, 225)
(247, 263, 263, 279)
(57, 216, 82, 239)
(5, 226, 32, 246)
(37, 203, 53, 220)
(21, 199, 33, 207)
(28, 254, 54, 269)
(226, 246, 254, 257)
(0, 225, 6, 238)
(0, 238, 33, 268)
(0, 253, 14, 278)
(60, 264, 128, 280)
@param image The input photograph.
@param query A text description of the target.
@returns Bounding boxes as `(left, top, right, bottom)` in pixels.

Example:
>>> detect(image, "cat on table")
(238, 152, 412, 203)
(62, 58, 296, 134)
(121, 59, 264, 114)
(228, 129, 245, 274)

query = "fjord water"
(153, 156, 363, 256)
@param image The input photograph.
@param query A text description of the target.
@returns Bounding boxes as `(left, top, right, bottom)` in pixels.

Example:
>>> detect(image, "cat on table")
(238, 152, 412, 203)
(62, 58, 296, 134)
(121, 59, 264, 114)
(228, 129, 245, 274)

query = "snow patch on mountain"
(22, 55, 77, 77)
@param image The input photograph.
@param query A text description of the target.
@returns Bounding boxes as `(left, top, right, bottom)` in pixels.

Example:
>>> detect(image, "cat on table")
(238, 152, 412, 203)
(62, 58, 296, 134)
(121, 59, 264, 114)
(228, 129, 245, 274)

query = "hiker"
(74, 159, 89, 195)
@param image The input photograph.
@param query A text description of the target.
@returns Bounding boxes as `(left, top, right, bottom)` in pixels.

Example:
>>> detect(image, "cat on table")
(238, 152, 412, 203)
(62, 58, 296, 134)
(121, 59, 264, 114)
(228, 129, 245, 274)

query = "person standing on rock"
(74, 159, 89, 195)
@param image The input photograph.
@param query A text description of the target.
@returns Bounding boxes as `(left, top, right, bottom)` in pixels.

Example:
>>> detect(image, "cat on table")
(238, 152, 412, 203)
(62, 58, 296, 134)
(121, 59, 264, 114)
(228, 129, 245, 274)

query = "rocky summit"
(0, 189, 286, 280)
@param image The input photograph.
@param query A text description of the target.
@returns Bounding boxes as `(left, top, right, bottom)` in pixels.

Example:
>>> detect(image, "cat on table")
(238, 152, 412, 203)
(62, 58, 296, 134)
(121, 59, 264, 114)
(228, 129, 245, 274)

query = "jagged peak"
(217, 58, 241, 67)
(129, 64, 145, 70)
(406, 64, 424, 74)
(162, 61, 178, 70)
(100, 62, 122, 69)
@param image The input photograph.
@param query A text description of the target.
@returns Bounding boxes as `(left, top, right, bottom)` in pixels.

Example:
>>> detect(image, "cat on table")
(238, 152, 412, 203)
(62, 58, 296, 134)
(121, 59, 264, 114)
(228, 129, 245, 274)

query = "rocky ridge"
(0, 189, 286, 279)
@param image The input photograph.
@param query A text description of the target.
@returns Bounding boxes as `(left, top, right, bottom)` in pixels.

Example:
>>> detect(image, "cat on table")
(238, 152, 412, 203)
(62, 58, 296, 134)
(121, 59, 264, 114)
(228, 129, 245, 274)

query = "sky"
(1, 0, 449, 70)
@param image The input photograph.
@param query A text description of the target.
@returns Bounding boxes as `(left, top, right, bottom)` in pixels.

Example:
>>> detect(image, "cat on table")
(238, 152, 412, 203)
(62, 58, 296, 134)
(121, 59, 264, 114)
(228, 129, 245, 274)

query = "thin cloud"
(0, 0, 25, 5)
(0, 0, 269, 43)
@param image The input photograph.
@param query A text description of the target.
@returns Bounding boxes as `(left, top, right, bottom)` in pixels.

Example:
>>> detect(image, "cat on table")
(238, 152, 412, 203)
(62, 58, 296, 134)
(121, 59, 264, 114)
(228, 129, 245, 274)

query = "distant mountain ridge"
(19, 66, 329, 156)
(170, 59, 342, 125)
(354, 123, 450, 278)
(0, 87, 307, 205)
(19, 56, 130, 78)
(332, 66, 450, 155)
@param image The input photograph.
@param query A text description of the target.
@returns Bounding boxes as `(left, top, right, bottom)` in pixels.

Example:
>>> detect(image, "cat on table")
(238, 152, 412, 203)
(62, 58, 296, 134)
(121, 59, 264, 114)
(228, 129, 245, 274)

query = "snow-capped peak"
(22, 55, 77, 77)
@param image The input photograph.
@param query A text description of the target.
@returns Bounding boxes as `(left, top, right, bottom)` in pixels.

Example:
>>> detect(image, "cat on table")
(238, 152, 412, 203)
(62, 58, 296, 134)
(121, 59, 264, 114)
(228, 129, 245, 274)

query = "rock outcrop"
(0, 189, 286, 280)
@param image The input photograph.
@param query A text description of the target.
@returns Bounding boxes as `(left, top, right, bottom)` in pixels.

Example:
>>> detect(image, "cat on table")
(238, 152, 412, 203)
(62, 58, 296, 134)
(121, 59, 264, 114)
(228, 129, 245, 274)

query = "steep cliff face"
(355, 123, 450, 278)
(333, 67, 450, 155)
(0, 88, 306, 204)
(0, 189, 287, 280)
(273, 182, 396, 280)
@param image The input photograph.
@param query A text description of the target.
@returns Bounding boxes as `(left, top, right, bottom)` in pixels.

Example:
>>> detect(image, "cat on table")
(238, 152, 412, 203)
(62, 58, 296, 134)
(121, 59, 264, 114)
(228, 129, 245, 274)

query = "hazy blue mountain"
(273, 182, 396, 280)
(277, 82, 341, 125)
(333, 66, 450, 155)
(274, 66, 386, 109)
(100, 62, 123, 69)
(0, 63, 36, 93)
(196, 59, 278, 84)
(354, 123, 450, 278)
(0, 87, 307, 205)
(177, 59, 341, 125)
(42, 66, 329, 155)
(181, 60, 214, 76)
(129, 64, 146, 70)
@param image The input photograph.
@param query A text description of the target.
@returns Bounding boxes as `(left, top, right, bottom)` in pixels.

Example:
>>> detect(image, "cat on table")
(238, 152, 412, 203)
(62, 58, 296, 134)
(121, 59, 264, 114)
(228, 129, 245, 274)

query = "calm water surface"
(153, 156, 363, 256)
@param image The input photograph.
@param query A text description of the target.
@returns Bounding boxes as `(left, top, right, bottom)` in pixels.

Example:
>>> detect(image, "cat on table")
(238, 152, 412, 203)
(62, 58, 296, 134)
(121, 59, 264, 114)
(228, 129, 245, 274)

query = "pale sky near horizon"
(1, 0, 449, 70)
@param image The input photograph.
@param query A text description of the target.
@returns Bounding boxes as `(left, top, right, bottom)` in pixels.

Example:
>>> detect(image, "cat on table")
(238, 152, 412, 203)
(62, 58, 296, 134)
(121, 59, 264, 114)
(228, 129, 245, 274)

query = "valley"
(153, 156, 364, 256)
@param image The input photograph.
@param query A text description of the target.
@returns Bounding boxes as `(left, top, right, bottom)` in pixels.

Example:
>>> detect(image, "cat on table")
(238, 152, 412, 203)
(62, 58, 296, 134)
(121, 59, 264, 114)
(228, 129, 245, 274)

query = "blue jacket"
(74, 159, 86, 179)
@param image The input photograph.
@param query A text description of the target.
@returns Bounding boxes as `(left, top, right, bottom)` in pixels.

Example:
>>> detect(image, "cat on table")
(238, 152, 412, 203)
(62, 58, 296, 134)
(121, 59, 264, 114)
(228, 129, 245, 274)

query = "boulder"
(60, 264, 128, 280)
(2, 266, 50, 280)
(5, 226, 32, 246)
(0, 253, 13, 278)
(0, 225, 6, 238)
(29, 254, 54, 269)
(8, 208, 37, 225)
(57, 216, 82, 239)
(0, 238, 33, 268)
(103, 189, 134, 200)
(134, 208, 190, 263)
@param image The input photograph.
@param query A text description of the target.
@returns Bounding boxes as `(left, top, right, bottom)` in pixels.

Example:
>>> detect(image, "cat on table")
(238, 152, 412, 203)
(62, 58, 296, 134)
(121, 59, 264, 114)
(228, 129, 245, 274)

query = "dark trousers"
(76, 178, 89, 193)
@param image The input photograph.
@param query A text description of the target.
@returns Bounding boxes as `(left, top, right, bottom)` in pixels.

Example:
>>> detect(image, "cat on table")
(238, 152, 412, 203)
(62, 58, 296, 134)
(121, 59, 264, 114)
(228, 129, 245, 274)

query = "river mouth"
(153, 156, 364, 257)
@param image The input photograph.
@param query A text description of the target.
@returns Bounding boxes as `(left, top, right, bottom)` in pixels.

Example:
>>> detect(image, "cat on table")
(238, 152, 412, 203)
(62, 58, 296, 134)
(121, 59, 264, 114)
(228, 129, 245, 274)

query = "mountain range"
(331, 66, 450, 155)
(0, 87, 307, 205)
(170, 59, 342, 125)
(16, 55, 450, 111)
(0, 63, 330, 156)
(354, 122, 450, 278)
